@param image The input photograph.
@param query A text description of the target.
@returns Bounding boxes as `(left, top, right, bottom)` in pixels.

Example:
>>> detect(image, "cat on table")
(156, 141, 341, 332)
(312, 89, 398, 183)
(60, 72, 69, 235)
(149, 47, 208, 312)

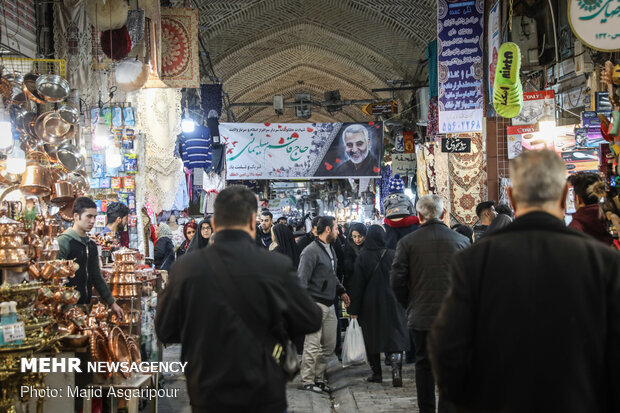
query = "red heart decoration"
(368, 121, 375, 126)
(264, 123, 271, 126)
(335, 158, 341, 164)
(276, 169, 281, 173)
(266, 134, 270, 137)
(291, 132, 299, 138)
(307, 127, 314, 132)
(278, 138, 285, 144)
(373, 166, 380, 173)
(375, 124, 381, 128)
(268, 154, 273, 158)
(278, 125, 282, 128)
(325, 162, 333, 171)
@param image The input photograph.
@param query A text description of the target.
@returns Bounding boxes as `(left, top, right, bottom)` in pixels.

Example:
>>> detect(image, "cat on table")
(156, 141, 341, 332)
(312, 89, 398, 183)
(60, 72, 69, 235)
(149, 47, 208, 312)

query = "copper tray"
(107, 326, 123, 360)
(126, 336, 141, 363)
(90, 330, 112, 377)
(115, 333, 132, 378)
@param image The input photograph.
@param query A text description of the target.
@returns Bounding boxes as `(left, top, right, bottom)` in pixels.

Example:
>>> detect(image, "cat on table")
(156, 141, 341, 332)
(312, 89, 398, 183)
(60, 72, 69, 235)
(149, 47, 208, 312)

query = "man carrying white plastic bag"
(342, 318, 367, 367)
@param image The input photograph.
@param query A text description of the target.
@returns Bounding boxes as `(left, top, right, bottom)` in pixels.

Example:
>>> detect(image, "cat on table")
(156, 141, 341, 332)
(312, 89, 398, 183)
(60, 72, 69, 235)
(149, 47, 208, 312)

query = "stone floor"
(158, 345, 421, 413)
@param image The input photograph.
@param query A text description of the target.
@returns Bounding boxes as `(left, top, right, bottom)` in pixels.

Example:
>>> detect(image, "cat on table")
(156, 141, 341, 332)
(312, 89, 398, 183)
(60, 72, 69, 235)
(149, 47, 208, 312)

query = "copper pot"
(20, 161, 51, 196)
(51, 181, 74, 205)
(41, 262, 58, 280)
(0, 247, 28, 265)
(28, 263, 41, 279)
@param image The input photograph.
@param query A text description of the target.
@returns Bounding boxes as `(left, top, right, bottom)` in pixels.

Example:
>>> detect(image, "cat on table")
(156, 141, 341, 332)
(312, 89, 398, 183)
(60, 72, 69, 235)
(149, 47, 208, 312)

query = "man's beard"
(348, 149, 368, 164)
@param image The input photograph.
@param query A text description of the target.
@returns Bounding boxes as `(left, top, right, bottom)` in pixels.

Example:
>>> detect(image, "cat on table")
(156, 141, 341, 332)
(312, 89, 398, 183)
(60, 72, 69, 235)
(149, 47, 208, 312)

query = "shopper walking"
(391, 194, 469, 413)
(342, 222, 366, 292)
(348, 225, 409, 386)
(156, 185, 322, 413)
(567, 171, 613, 245)
(176, 221, 197, 258)
(154, 223, 175, 271)
(430, 149, 620, 413)
(297, 215, 320, 252)
(186, 218, 212, 253)
(297, 216, 351, 393)
(270, 223, 301, 268)
(472, 200, 497, 242)
(256, 210, 274, 248)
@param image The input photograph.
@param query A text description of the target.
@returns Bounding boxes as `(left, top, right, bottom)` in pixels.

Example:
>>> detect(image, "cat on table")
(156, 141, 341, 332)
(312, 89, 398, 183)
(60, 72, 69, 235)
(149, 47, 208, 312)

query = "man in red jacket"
(567, 172, 613, 245)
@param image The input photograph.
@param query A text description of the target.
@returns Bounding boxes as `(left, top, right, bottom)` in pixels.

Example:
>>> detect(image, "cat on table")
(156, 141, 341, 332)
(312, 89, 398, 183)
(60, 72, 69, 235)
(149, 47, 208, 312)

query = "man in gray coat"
(390, 195, 469, 413)
(297, 216, 351, 393)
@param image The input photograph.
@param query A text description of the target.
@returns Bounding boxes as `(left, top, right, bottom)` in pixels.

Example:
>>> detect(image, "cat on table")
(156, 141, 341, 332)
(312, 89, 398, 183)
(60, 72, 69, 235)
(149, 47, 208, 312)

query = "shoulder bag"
(202, 247, 300, 381)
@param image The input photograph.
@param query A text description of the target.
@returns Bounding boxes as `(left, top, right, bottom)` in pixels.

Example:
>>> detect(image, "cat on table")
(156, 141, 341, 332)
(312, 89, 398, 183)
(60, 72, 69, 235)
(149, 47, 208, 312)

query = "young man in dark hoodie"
(383, 174, 420, 249)
(567, 172, 613, 245)
(57, 197, 123, 318)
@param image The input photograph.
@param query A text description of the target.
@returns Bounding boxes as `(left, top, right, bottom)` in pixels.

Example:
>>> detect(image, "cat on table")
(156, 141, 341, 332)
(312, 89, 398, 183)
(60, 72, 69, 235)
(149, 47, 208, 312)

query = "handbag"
(202, 247, 300, 381)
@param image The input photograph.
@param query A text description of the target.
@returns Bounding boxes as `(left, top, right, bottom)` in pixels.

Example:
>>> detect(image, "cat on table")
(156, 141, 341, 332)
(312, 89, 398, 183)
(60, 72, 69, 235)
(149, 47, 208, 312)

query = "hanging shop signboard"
(437, 0, 484, 133)
(568, 0, 620, 52)
(441, 136, 472, 153)
(512, 90, 555, 126)
(391, 153, 417, 175)
(362, 101, 398, 116)
(488, 1, 501, 105)
(221, 122, 383, 180)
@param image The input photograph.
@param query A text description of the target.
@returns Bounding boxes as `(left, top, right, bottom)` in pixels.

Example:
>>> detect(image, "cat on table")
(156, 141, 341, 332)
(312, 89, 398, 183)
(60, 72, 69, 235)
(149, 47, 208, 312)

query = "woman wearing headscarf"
(154, 223, 176, 271)
(348, 225, 409, 387)
(186, 217, 213, 253)
(342, 223, 366, 292)
(270, 223, 301, 268)
(176, 221, 198, 258)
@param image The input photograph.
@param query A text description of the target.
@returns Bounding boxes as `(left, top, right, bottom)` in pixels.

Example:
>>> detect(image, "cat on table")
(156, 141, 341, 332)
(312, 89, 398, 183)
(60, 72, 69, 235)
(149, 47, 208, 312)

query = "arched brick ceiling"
(185, 0, 437, 122)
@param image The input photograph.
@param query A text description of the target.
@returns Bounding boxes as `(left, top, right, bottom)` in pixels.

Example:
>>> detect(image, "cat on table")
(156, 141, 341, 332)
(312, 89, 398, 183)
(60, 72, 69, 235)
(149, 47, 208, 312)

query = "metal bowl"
(58, 104, 79, 125)
(35, 75, 70, 103)
(57, 143, 84, 171)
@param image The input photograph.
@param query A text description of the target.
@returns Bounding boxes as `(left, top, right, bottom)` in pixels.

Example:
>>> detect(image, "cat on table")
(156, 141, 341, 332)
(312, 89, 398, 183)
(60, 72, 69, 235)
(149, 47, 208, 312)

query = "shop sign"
(403, 131, 415, 153)
(362, 101, 398, 116)
(437, 0, 484, 133)
(488, 1, 501, 104)
(221, 122, 383, 180)
(568, 0, 620, 52)
(441, 137, 471, 153)
(391, 153, 416, 175)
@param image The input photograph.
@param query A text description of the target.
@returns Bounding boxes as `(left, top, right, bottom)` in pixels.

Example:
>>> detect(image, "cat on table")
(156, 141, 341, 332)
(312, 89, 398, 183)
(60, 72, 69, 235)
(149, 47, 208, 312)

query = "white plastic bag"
(342, 319, 367, 367)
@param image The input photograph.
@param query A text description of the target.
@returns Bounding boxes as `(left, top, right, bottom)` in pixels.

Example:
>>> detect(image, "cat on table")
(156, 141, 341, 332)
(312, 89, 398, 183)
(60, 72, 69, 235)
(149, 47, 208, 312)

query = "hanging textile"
(416, 144, 429, 198)
(448, 133, 486, 225)
(427, 97, 439, 141)
(53, 0, 94, 104)
(426, 40, 438, 99)
(379, 165, 392, 215)
(160, 7, 200, 88)
(433, 141, 451, 225)
(178, 126, 212, 171)
(201, 84, 223, 118)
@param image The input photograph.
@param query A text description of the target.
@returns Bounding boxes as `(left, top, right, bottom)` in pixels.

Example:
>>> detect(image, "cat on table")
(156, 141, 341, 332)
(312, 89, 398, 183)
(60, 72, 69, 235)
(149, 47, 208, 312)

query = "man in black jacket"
(156, 186, 322, 413)
(429, 149, 620, 413)
(390, 194, 469, 413)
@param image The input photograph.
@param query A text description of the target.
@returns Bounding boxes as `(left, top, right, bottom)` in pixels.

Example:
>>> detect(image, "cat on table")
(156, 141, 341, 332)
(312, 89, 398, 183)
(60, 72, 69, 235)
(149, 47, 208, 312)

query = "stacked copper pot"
(0, 217, 28, 267)
(109, 248, 138, 298)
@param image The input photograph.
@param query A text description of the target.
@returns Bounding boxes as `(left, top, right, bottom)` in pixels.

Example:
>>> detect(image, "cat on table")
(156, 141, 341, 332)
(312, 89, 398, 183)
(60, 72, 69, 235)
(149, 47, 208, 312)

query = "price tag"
(2, 322, 25, 343)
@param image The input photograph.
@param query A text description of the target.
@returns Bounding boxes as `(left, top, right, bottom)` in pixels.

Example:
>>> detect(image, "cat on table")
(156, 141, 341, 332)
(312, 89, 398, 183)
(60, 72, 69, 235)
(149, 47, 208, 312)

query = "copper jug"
(20, 161, 50, 196)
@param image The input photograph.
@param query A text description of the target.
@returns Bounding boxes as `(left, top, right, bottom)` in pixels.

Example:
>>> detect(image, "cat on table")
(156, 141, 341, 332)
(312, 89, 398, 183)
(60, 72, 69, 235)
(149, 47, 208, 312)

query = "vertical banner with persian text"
(437, 0, 484, 134)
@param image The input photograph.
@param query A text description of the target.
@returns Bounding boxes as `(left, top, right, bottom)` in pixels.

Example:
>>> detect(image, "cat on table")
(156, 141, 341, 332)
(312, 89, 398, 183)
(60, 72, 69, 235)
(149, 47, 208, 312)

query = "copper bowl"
(62, 334, 89, 347)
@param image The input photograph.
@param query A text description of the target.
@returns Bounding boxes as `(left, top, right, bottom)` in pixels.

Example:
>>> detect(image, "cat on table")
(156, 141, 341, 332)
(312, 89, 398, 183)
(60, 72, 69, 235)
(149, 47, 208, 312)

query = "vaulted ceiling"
(182, 0, 436, 122)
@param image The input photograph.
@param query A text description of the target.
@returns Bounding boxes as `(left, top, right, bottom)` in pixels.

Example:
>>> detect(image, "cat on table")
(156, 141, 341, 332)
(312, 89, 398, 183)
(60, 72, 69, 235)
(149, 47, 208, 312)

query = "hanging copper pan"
(22, 73, 45, 104)
(35, 75, 70, 103)
(56, 143, 84, 172)
(51, 181, 74, 205)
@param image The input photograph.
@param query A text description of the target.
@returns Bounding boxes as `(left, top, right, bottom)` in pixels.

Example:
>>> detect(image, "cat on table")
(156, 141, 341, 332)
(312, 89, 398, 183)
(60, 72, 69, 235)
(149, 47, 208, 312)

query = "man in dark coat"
(429, 149, 620, 413)
(472, 200, 497, 242)
(156, 186, 322, 413)
(391, 194, 469, 413)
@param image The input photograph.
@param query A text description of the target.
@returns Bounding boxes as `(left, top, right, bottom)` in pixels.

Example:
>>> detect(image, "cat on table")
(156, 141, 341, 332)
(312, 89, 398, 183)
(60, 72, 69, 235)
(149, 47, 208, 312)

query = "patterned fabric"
(433, 141, 451, 225)
(427, 97, 439, 140)
(424, 143, 437, 194)
(379, 165, 392, 215)
(415, 144, 429, 197)
(388, 174, 405, 193)
(160, 7, 200, 88)
(426, 40, 438, 99)
(448, 133, 486, 225)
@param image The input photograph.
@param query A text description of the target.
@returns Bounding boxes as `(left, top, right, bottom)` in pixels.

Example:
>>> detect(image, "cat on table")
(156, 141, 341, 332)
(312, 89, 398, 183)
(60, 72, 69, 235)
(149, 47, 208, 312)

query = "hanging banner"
(221, 122, 383, 180)
(391, 153, 417, 175)
(437, 0, 484, 134)
(488, 1, 501, 104)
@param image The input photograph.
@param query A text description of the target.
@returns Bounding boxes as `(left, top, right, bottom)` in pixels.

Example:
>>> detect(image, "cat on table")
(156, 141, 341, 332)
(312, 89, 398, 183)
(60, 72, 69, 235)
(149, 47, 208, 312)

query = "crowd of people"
(155, 149, 620, 413)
